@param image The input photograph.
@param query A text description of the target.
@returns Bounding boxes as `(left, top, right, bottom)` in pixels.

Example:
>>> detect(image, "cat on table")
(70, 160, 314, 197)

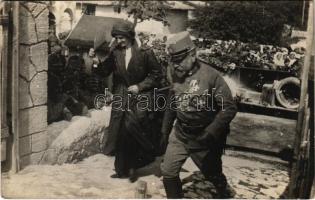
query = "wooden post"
(260, 83, 275, 106)
(301, 0, 306, 27)
(288, 1, 314, 198)
(1, 1, 10, 162)
(9, 1, 20, 173)
(298, 104, 310, 197)
(311, 177, 315, 199)
(135, 180, 147, 198)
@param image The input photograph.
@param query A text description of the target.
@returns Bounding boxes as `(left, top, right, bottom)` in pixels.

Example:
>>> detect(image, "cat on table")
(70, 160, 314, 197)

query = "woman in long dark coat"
(97, 20, 162, 182)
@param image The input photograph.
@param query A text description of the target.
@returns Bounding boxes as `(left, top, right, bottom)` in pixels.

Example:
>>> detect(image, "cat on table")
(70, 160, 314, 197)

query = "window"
(83, 4, 96, 16)
(60, 11, 72, 34)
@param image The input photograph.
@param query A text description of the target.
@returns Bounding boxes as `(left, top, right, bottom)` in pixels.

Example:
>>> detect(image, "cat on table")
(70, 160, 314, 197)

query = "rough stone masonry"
(18, 1, 49, 169)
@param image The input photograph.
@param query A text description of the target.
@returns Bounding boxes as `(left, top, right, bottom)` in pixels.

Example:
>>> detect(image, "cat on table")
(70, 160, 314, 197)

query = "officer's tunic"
(161, 60, 237, 178)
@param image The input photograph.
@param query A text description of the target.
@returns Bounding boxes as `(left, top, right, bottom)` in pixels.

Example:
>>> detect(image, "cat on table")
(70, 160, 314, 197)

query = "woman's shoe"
(110, 173, 128, 179)
(129, 168, 138, 183)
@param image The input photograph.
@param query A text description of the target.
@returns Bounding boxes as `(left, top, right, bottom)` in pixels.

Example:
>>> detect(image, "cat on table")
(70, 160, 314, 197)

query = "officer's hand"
(159, 133, 169, 155)
(127, 85, 139, 94)
(195, 131, 212, 145)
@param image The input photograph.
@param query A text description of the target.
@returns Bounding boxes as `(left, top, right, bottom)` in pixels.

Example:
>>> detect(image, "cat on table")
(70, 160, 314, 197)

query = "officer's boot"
(162, 177, 183, 199)
(210, 173, 236, 199)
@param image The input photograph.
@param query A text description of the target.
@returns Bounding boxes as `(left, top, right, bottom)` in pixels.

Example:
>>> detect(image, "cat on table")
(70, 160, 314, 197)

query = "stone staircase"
(40, 107, 111, 165)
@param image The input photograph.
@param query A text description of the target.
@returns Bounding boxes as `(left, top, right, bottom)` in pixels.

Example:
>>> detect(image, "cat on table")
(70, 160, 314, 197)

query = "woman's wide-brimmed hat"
(111, 20, 135, 39)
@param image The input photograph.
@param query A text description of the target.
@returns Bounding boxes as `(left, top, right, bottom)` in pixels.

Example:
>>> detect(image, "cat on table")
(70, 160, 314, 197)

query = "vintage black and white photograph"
(0, 0, 314, 199)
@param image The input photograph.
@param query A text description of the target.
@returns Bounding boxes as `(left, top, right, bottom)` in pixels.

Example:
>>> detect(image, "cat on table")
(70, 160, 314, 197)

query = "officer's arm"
(161, 90, 177, 136)
(204, 75, 237, 140)
(137, 49, 162, 92)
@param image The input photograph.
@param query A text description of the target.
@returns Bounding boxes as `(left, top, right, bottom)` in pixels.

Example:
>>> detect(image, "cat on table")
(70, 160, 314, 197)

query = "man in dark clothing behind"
(47, 45, 67, 123)
(80, 47, 101, 108)
(160, 31, 238, 198)
(48, 45, 89, 123)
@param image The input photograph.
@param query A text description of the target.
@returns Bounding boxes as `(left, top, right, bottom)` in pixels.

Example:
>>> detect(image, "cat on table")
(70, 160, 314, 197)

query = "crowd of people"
(47, 30, 104, 123)
(196, 39, 305, 76)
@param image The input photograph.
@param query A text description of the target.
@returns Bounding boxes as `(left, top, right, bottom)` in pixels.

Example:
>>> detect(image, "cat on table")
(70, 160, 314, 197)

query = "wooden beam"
(9, 1, 20, 174)
(0, 16, 9, 25)
(288, 1, 314, 198)
(1, 3, 9, 140)
(301, 0, 306, 26)
(299, 107, 310, 197)
(311, 176, 315, 199)
(0, 1, 12, 171)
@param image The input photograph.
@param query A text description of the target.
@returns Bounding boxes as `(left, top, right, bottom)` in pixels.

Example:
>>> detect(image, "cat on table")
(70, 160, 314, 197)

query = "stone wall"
(19, 2, 49, 169)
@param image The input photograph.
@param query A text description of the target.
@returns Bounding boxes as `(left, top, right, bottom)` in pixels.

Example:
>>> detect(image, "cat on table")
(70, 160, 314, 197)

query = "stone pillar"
(18, 2, 49, 169)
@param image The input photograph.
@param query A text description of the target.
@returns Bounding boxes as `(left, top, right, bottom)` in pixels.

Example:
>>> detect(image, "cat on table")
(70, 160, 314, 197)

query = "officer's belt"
(176, 119, 207, 135)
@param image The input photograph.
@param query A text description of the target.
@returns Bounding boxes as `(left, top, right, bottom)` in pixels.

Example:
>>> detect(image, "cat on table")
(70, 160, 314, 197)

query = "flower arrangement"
(196, 39, 305, 76)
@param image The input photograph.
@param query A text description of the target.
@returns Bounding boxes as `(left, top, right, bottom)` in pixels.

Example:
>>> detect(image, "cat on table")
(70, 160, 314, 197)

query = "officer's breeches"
(161, 128, 224, 179)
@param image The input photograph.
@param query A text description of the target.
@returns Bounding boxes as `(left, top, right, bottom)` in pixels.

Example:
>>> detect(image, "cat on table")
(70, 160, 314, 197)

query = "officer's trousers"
(161, 127, 225, 179)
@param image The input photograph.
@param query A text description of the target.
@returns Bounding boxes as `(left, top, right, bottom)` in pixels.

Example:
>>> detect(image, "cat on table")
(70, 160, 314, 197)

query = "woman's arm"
(96, 52, 115, 77)
(137, 49, 162, 92)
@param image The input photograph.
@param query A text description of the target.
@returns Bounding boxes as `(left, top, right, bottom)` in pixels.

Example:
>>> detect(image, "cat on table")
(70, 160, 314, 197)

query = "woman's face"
(115, 35, 131, 48)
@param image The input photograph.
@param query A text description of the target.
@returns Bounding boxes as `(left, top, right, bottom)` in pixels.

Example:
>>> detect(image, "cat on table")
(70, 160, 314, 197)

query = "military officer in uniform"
(160, 31, 238, 198)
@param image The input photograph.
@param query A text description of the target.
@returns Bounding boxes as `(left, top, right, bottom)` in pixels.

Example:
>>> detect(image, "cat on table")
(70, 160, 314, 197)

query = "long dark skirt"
(114, 111, 155, 176)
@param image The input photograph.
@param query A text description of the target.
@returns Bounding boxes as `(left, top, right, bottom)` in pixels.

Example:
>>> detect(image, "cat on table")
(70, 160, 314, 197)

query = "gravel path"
(1, 151, 289, 199)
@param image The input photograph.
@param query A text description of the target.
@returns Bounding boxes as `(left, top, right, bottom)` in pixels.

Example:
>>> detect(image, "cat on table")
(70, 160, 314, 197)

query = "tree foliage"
(189, 1, 308, 45)
(114, 0, 170, 28)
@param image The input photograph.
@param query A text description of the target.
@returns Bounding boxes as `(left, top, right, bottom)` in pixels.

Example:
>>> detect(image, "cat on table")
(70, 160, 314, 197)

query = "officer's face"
(172, 52, 196, 77)
(115, 35, 130, 48)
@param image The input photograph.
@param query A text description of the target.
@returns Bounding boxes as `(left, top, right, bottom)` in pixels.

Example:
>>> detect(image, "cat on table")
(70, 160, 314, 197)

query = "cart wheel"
(274, 77, 300, 109)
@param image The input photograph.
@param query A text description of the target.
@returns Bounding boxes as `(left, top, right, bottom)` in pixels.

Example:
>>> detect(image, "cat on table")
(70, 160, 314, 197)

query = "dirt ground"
(1, 150, 288, 199)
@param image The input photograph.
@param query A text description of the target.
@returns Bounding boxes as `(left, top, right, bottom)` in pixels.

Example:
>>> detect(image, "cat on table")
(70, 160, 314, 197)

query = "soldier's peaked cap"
(167, 31, 196, 62)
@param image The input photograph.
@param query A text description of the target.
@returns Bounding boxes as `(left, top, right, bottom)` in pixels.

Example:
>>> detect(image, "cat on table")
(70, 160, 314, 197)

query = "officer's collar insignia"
(188, 62, 200, 76)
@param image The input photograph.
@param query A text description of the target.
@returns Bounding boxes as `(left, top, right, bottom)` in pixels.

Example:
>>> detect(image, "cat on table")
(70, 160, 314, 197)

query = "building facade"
(50, 1, 199, 37)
